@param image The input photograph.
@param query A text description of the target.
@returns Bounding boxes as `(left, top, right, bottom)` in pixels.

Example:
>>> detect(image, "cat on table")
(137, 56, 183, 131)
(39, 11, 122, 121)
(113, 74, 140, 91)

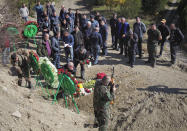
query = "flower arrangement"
(58, 68, 80, 95)
(39, 57, 59, 88)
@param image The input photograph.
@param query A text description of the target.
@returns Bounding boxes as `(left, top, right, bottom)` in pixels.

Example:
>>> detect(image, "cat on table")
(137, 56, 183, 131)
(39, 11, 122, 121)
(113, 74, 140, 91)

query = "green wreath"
(59, 74, 76, 95)
(41, 63, 55, 84)
(23, 24, 38, 38)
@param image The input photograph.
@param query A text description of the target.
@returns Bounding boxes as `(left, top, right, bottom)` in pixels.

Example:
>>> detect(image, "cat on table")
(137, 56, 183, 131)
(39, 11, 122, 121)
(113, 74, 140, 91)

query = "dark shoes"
(18, 80, 22, 86)
(171, 61, 176, 65)
(28, 81, 33, 89)
(157, 55, 162, 58)
(145, 61, 151, 64)
(151, 64, 155, 68)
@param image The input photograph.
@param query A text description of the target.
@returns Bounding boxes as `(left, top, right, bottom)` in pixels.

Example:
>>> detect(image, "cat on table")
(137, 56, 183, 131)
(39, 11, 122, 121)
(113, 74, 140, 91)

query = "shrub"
(142, 0, 168, 14)
(119, 0, 142, 18)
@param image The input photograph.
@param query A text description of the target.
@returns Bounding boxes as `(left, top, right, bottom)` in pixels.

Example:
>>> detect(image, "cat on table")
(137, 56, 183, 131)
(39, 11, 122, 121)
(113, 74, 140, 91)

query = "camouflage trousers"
(147, 43, 158, 66)
(94, 109, 109, 131)
(15, 66, 31, 82)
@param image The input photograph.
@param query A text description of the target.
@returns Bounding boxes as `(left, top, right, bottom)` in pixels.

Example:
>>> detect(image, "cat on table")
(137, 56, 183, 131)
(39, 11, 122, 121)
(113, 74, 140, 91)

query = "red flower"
(86, 60, 89, 64)
(65, 70, 68, 74)
(75, 80, 78, 84)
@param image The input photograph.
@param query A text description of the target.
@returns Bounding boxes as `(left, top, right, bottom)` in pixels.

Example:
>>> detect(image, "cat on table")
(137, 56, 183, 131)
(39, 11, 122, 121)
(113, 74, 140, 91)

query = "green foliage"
(178, 0, 187, 32)
(94, 0, 106, 5)
(119, 0, 142, 18)
(142, 0, 168, 14)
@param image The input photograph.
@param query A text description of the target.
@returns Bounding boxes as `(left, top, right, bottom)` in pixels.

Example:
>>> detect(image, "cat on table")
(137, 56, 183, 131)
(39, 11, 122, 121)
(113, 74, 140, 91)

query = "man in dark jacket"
(41, 16, 50, 36)
(80, 14, 88, 31)
(59, 5, 66, 21)
(51, 12, 60, 36)
(90, 27, 102, 65)
(168, 23, 184, 64)
(62, 31, 74, 63)
(37, 33, 51, 58)
(110, 13, 118, 48)
(127, 30, 138, 68)
(90, 15, 99, 29)
(157, 19, 170, 58)
(46, 1, 55, 21)
(60, 19, 71, 38)
(72, 26, 84, 51)
(119, 17, 130, 56)
(133, 17, 146, 58)
(74, 9, 82, 27)
(83, 21, 93, 52)
(147, 24, 162, 67)
(34, 1, 44, 25)
(99, 20, 108, 56)
(74, 46, 89, 79)
(51, 32, 61, 69)
(114, 17, 122, 50)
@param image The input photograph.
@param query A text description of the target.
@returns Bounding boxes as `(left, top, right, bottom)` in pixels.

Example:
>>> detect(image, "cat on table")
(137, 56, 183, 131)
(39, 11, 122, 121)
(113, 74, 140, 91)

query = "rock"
(12, 111, 21, 118)
(29, 99, 33, 103)
(2, 86, 8, 92)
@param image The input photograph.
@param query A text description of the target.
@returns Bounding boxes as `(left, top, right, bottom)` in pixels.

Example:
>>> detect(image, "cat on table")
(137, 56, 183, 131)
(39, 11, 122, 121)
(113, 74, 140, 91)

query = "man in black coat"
(158, 19, 170, 57)
(74, 46, 89, 79)
(72, 26, 84, 51)
(51, 32, 61, 69)
(127, 30, 138, 68)
(168, 23, 184, 64)
(110, 13, 118, 48)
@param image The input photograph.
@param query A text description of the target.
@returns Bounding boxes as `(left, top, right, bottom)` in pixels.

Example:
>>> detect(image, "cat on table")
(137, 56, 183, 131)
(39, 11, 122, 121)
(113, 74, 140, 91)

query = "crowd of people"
(21, 1, 184, 71)
(0, 1, 184, 131)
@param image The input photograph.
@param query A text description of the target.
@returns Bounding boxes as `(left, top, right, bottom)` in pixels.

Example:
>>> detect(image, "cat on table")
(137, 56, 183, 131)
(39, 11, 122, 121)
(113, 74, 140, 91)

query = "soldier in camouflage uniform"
(147, 24, 162, 68)
(10, 49, 32, 89)
(93, 75, 115, 131)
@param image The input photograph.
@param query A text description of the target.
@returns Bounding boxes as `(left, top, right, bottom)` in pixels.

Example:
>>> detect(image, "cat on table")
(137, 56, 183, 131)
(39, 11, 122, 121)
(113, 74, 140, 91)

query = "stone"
(12, 111, 21, 118)
(29, 99, 33, 103)
(2, 87, 8, 92)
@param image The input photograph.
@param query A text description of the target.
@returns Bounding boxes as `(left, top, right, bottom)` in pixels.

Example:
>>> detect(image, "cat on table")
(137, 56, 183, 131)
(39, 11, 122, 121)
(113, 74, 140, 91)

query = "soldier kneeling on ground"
(93, 75, 116, 131)
(10, 49, 33, 89)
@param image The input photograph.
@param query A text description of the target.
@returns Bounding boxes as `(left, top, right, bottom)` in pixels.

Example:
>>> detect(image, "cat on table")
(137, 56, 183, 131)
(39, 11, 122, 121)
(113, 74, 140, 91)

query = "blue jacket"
(34, 5, 43, 16)
(91, 20, 99, 28)
(51, 37, 60, 54)
(81, 18, 88, 29)
(99, 24, 108, 42)
(90, 31, 103, 47)
(120, 22, 130, 38)
(68, 12, 75, 21)
(63, 34, 74, 47)
(51, 16, 59, 25)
